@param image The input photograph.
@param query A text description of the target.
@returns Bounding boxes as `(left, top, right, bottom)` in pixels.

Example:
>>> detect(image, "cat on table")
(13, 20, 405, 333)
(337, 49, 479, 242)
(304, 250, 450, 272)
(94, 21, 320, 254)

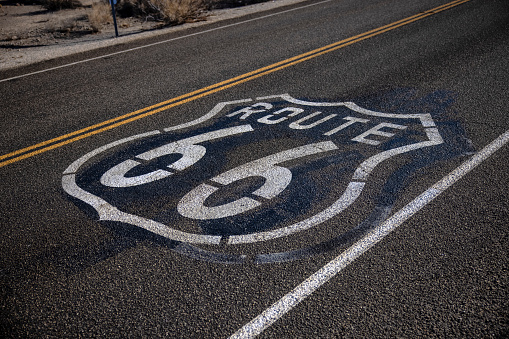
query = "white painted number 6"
(177, 141, 338, 220)
(100, 125, 254, 187)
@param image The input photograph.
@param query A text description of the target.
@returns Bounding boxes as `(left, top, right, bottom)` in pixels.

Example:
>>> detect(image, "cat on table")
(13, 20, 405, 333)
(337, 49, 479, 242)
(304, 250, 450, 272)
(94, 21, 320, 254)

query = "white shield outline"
(62, 94, 443, 248)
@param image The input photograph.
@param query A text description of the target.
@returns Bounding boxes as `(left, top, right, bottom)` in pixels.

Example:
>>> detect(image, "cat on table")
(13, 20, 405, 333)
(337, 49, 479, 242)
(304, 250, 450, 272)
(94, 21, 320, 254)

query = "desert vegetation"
(1, 0, 272, 51)
(88, 1, 113, 32)
(35, 0, 269, 32)
(5, 0, 270, 37)
(115, 0, 206, 26)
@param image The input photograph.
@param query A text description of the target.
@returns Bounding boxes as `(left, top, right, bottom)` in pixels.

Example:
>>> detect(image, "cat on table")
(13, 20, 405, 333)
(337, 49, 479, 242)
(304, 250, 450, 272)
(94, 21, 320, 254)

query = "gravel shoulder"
(0, 0, 307, 71)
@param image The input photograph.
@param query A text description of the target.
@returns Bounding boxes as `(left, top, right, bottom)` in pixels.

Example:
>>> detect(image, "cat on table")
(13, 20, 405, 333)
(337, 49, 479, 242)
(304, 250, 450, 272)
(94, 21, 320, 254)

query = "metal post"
(110, 0, 119, 37)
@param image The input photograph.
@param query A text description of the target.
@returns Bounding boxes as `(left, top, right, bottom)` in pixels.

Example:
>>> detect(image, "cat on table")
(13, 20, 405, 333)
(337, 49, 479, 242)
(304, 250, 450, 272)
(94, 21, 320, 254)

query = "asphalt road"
(1, 0, 508, 337)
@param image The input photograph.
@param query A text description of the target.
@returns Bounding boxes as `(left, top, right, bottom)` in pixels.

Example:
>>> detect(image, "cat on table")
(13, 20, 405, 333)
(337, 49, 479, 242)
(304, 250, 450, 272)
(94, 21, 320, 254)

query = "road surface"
(1, 0, 508, 337)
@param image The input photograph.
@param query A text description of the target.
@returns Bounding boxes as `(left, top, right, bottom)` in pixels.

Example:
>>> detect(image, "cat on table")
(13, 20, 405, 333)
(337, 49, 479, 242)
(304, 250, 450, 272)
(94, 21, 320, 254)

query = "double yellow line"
(0, 0, 471, 169)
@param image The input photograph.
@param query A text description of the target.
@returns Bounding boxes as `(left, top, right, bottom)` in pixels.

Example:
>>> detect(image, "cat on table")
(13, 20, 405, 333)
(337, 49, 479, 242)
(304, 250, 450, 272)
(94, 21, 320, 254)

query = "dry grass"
(153, 0, 206, 25)
(86, 0, 264, 32)
(116, 0, 206, 26)
(88, 1, 113, 32)
(47, 17, 77, 33)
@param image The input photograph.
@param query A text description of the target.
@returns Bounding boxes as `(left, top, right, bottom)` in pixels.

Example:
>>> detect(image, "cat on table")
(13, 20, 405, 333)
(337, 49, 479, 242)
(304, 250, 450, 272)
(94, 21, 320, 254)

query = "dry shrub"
(46, 16, 71, 34)
(117, 0, 205, 26)
(88, 1, 112, 32)
(155, 0, 205, 25)
(42, 0, 81, 11)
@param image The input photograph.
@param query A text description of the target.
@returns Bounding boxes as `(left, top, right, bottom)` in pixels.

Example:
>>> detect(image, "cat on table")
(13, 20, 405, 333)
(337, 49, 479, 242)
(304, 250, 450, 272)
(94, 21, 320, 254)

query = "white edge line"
(0, 0, 332, 83)
(229, 129, 509, 339)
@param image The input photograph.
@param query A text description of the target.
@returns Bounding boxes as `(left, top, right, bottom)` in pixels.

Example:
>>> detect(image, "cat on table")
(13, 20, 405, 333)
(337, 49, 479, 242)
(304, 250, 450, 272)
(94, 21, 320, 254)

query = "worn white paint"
(63, 94, 445, 247)
(100, 125, 254, 188)
(178, 141, 338, 220)
(228, 181, 365, 244)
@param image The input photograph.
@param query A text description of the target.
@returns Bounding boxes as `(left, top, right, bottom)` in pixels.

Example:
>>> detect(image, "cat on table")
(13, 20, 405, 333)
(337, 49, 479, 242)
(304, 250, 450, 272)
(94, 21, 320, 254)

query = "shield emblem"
(62, 92, 474, 263)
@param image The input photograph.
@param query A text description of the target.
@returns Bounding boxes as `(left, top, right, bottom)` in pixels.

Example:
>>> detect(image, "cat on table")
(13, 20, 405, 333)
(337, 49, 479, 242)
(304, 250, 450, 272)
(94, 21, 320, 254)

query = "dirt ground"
(0, 0, 170, 69)
(0, 0, 160, 47)
(0, 0, 304, 70)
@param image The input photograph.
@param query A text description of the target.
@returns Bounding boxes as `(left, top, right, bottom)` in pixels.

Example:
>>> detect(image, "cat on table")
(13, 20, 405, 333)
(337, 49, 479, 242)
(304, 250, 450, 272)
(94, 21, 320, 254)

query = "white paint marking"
(227, 103, 273, 120)
(145, 125, 255, 170)
(63, 130, 161, 175)
(0, 1, 332, 83)
(178, 141, 338, 220)
(178, 183, 262, 220)
(100, 159, 173, 187)
(323, 116, 369, 136)
(62, 174, 222, 244)
(229, 119, 442, 244)
(288, 112, 338, 130)
(257, 94, 436, 127)
(353, 127, 443, 181)
(228, 181, 365, 244)
(99, 124, 254, 187)
(352, 122, 407, 146)
(62, 123, 254, 244)
(164, 99, 253, 132)
(257, 107, 304, 125)
(229, 129, 509, 339)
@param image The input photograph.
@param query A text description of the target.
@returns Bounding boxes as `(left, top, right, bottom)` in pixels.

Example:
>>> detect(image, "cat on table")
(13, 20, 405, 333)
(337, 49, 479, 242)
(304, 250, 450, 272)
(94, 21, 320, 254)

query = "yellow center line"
(0, 0, 471, 168)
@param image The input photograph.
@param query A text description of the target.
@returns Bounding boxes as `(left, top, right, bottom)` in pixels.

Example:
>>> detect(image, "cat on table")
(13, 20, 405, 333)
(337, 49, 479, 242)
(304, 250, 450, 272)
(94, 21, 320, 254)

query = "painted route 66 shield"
(62, 92, 474, 264)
